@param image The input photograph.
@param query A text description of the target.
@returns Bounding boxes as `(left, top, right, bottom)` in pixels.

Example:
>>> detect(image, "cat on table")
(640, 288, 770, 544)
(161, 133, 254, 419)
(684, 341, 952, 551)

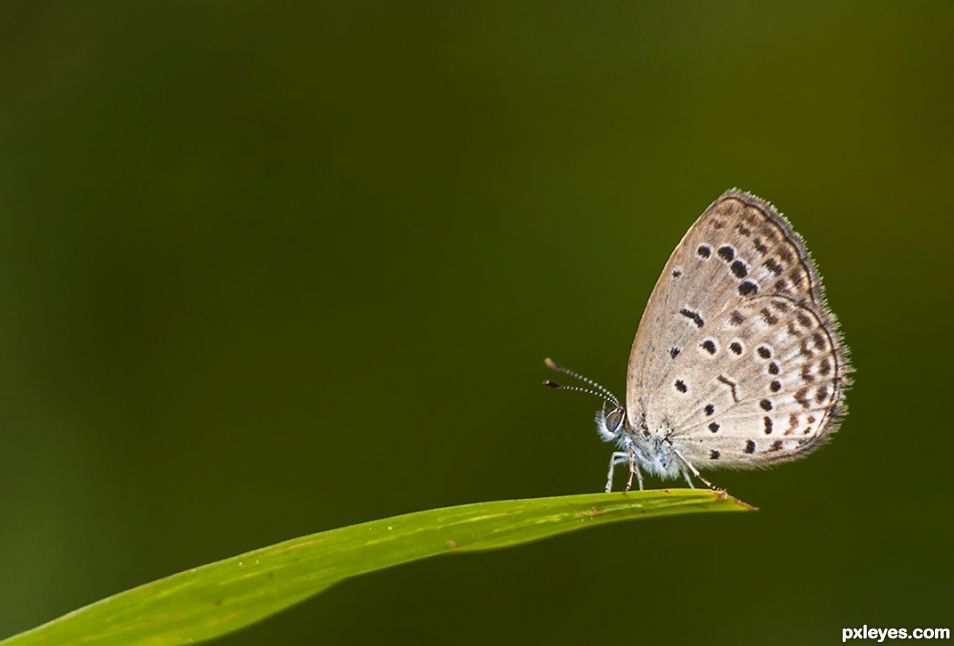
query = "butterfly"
(546, 189, 851, 491)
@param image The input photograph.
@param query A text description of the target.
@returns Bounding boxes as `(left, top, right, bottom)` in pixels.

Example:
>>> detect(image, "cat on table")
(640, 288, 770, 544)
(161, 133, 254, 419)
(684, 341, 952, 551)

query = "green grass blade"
(3, 489, 752, 646)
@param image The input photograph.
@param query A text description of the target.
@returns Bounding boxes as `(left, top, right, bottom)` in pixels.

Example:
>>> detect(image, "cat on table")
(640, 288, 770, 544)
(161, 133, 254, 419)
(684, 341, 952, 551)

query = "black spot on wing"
(738, 280, 758, 296)
(764, 258, 784, 276)
(717, 245, 735, 262)
(680, 308, 704, 328)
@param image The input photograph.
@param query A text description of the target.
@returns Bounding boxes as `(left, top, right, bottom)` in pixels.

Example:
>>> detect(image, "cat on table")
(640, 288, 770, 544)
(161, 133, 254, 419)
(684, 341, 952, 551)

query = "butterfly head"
(595, 405, 626, 443)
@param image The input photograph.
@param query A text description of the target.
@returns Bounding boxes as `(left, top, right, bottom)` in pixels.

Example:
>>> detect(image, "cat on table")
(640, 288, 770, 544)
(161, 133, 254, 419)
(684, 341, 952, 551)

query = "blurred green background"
(1, 2, 952, 644)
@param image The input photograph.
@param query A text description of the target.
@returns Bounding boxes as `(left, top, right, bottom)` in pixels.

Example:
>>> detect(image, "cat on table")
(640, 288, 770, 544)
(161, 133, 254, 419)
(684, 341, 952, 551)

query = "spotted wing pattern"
(625, 189, 850, 468)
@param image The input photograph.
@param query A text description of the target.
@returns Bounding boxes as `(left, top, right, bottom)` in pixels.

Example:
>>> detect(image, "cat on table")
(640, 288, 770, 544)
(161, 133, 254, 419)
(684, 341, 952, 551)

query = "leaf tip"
(719, 490, 758, 512)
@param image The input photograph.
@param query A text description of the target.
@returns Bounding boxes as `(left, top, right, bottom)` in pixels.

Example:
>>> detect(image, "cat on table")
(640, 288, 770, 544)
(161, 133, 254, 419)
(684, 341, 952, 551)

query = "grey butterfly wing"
(657, 295, 846, 467)
(626, 189, 850, 467)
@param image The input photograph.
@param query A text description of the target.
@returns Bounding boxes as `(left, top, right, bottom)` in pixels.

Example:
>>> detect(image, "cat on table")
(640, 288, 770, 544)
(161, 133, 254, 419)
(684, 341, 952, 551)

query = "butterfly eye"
(605, 408, 625, 434)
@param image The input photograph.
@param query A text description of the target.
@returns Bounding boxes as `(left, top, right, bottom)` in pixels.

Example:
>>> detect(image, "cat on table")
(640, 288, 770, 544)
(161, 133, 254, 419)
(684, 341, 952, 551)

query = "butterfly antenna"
(543, 380, 620, 407)
(543, 358, 621, 408)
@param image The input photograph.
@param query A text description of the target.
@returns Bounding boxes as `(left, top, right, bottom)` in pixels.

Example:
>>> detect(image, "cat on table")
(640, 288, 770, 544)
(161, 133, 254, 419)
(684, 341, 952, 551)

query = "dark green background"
(1, 2, 951, 644)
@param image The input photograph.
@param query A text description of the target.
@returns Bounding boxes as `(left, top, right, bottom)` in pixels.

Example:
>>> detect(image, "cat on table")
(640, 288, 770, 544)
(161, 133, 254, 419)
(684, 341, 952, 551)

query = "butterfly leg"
(624, 449, 635, 492)
(605, 451, 629, 492)
(623, 448, 644, 491)
(682, 470, 695, 489)
(672, 448, 718, 490)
